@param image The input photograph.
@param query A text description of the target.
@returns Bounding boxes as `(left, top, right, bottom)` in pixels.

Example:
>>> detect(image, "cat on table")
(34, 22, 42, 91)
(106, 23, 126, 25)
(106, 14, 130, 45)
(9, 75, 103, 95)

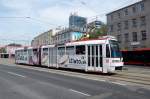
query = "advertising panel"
(58, 55, 87, 68)
(29, 49, 39, 65)
(41, 48, 49, 66)
(16, 50, 28, 64)
(71, 32, 83, 41)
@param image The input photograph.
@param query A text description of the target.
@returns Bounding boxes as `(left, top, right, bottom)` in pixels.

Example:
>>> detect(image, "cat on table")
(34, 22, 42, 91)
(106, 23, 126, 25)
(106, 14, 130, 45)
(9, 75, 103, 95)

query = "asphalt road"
(0, 64, 150, 99)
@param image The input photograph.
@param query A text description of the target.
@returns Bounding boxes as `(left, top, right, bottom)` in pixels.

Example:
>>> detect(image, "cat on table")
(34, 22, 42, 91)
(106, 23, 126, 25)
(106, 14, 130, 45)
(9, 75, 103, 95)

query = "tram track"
(1, 58, 150, 86)
(108, 73, 150, 86)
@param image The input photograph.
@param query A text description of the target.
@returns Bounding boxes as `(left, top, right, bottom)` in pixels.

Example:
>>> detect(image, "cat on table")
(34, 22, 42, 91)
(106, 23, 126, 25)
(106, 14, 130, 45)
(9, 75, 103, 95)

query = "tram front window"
(110, 40, 122, 58)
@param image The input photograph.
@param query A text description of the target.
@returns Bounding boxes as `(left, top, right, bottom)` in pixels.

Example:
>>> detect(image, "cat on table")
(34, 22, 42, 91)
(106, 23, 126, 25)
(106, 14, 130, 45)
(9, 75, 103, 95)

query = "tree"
(0, 48, 7, 53)
(89, 24, 108, 39)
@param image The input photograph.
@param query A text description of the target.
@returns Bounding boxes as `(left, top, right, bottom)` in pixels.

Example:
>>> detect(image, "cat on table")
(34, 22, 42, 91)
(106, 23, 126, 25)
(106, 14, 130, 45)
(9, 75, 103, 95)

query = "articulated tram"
(15, 36, 123, 73)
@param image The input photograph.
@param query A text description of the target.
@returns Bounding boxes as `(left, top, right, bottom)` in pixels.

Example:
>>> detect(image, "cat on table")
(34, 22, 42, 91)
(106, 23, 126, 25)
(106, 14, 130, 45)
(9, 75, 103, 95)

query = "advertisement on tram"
(41, 48, 49, 66)
(29, 48, 40, 65)
(58, 55, 86, 69)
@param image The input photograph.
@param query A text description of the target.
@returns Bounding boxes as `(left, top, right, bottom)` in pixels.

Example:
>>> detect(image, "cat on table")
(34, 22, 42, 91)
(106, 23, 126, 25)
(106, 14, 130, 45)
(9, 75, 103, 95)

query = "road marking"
(98, 79, 106, 82)
(111, 82, 127, 86)
(7, 72, 26, 78)
(92, 78, 106, 82)
(69, 89, 91, 96)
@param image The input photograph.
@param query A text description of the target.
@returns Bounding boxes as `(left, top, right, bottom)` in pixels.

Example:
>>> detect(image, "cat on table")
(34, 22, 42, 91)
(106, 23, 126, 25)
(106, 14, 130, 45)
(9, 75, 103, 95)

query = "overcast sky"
(0, 0, 141, 45)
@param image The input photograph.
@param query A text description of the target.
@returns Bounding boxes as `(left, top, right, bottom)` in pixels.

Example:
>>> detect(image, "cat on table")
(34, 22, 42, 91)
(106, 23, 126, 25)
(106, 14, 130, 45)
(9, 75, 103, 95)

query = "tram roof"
(16, 47, 24, 50)
(27, 46, 42, 49)
(41, 45, 55, 48)
(66, 38, 108, 46)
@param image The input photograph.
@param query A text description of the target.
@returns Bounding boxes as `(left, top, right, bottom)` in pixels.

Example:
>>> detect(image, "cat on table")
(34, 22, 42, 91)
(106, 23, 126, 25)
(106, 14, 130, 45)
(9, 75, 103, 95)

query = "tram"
(15, 36, 123, 73)
(15, 47, 28, 64)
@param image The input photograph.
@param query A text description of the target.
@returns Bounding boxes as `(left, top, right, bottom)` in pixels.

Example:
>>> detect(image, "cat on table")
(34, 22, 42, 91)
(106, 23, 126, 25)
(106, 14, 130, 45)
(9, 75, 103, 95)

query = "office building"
(107, 0, 150, 50)
(69, 13, 87, 29)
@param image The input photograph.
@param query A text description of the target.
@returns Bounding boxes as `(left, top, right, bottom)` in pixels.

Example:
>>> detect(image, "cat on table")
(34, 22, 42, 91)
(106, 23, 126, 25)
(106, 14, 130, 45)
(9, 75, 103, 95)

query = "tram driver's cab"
(104, 39, 124, 73)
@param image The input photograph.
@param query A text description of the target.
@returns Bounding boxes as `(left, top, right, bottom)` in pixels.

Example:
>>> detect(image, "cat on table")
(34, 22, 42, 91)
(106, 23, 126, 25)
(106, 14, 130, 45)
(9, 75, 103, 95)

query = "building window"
(132, 32, 138, 42)
(139, 2, 145, 11)
(59, 35, 61, 41)
(124, 20, 129, 29)
(132, 5, 137, 13)
(140, 16, 146, 26)
(124, 9, 128, 16)
(111, 15, 113, 20)
(117, 23, 121, 31)
(132, 19, 137, 28)
(124, 33, 129, 42)
(141, 45, 146, 48)
(62, 34, 65, 39)
(117, 35, 121, 43)
(118, 12, 121, 18)
(64, 33, 67, 39)
(110, 25, 114, 32)
(141, 30, 147, 40)
(133, 45, 138, 50)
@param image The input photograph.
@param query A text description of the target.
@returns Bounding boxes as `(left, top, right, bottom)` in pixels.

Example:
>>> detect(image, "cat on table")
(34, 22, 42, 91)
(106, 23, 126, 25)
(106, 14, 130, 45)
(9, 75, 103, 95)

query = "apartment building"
(31, 29, 59, 47)
(107, 0, 150, 50)
(52, 28, 84, 45)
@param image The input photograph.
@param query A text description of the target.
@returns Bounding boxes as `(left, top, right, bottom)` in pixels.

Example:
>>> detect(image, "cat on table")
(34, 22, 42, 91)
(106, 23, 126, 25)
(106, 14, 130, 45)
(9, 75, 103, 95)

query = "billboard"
(71, 32, 83, 41)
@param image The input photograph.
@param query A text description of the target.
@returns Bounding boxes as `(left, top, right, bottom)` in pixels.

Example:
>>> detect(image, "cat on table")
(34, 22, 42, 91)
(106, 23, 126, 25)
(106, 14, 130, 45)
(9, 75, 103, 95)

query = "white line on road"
(98, 79, 106, 82)
(111, 82, 127, 86)
(69, 89, 91, 96)
(7, 72, 26, 78)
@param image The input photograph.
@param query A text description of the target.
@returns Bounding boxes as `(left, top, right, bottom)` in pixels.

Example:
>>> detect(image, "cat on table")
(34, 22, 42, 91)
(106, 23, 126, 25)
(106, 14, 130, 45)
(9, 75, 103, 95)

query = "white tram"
(15, 48, 28, 64)
(15, 36, 123, 73)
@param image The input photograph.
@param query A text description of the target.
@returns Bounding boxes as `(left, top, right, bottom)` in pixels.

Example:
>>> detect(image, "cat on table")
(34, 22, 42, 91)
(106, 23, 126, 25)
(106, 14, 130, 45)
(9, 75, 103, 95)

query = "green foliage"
(89, 24, 108, 39)
(0, 48, 6, 53)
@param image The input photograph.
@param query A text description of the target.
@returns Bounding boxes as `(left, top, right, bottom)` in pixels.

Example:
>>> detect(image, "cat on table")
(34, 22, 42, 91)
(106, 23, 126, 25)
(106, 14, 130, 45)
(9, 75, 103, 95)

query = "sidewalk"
(0, 58, 15, 66)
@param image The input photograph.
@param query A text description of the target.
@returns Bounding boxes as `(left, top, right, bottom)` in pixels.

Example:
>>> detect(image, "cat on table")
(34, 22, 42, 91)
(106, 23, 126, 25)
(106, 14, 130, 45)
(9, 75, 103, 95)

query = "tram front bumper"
(115, 66, 123, 70)
(108, 62, 124, 72)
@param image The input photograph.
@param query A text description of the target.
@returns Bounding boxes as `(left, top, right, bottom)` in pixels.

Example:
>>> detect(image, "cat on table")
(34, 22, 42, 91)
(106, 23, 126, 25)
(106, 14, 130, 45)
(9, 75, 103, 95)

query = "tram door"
(88, 45, 103, 70)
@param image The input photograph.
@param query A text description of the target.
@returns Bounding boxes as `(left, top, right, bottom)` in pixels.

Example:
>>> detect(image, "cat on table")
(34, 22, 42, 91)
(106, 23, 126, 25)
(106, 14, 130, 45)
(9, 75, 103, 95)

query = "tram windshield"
(110, 40, 122, 58)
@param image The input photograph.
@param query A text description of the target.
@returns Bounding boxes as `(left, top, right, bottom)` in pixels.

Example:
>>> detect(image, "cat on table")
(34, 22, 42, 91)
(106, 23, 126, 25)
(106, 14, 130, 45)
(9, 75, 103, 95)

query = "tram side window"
(28, 49, 32, 56)
(23, 50, 27, 61)
(106, 44, 110, 58)
(99, 45, 102, 57)
(24, 50, 27, 55)
(33, 49, 38, 54)
(76, 45, 85, 55)
(43, 48, 48, 55)
(66, 46, 75, 55)
(58, 47, 65, 56)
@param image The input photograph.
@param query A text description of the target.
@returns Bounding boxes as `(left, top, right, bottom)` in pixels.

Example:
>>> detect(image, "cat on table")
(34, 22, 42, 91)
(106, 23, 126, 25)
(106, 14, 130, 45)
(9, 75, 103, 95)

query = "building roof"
(66, 36, 116, 46)
(107, 0, 143, 16)
(7, 43, 22, 47)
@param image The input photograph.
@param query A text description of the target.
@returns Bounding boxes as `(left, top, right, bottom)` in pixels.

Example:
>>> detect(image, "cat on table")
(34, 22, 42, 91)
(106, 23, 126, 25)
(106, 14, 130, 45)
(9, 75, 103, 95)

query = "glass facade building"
(69, 14, 87, 29)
